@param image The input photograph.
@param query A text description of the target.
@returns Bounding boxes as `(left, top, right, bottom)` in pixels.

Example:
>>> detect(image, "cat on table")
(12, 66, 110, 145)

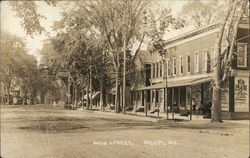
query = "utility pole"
(123, 34, 126, 114)
(172, 88, 174, 119)
(164, 57, 169, 119)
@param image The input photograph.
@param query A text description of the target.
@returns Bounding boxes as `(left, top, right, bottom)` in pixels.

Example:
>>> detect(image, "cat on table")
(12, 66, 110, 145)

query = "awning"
(84, 91, 101, 99)
(134, 77, 213, 91)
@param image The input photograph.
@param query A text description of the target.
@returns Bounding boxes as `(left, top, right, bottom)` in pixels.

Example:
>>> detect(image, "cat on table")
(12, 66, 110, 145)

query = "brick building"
(131, 18, 249, 119)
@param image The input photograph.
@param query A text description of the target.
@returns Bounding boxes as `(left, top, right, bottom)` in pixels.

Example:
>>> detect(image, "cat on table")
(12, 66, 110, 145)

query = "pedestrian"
(192, 98, 196, 114)
(53, 100, 56, 107)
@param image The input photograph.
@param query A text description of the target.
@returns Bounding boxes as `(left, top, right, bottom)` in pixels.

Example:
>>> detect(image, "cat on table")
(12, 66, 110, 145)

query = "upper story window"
(210, 48, 215, 70)
(156, 63, 159, 78)
(152, 64, 155, 78)
(180, 56, 183, 74)
(194, 52, 199, 72)
(173, 57, 177, 75)
(202, 51, 208, 71)
(159, 62, 162, 77)
(237, 43, 247, 67)
(166, 59, 170, 76)
(187, 55, 191, 73)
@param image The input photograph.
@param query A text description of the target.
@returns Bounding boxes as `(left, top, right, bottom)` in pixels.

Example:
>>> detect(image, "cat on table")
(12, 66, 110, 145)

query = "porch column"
(190, 86, 193, 120)
(154, 90, 157, 108)
(144, 90, 147, 117)
(165, 88, 169, 119)
(171, 88, 174, 119)
(141, 91, 144, 107)
(150, 90, 152, 111)
(177, 87, 181, 110)
(201, 84, 204, 107)
(157, 89, 160, 117)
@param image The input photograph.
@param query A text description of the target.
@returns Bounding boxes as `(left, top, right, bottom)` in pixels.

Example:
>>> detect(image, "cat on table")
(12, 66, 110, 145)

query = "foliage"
(0, 31, 40, 104)
(180, 0, 226, 28)
(8, 1, 57, 37)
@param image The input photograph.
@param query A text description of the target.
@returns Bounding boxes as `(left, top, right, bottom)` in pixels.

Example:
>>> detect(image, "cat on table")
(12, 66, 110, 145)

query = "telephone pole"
(123, 34, 126, 114)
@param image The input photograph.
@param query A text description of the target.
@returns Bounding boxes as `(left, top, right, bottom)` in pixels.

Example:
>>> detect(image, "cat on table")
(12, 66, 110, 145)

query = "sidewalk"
(79, 107, 209, 122)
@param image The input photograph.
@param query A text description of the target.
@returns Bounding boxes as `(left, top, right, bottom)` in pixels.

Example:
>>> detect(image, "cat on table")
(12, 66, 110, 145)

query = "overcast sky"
(1, 1, 188, 62)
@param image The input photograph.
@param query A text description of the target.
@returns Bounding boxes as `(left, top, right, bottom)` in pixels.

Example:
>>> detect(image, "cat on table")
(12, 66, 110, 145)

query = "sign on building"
(234, 77, 249, 112)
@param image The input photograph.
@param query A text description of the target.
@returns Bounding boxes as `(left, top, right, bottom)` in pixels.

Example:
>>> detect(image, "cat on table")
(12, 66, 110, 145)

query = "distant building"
(0, 78, 24, 105)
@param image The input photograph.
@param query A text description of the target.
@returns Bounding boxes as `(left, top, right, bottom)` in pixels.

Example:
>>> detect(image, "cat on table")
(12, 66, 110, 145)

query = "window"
(173, 57, 177, 75)
(152, 64, 155, 78)
(180, 56, 183, 74)
(160, 62, 162, 77)
(237, 43, 247, 67)
(156, 63, 159, 78)
(207, 51, 211, 72)
(166, 59, 170, 76)
(194, 52, 199, 72)
(202, 51, 208, 71)
(187, 55, 191, 73)
(210, 48, 215, 70)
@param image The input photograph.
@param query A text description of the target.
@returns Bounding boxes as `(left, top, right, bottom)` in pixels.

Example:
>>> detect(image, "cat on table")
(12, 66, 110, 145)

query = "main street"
(1, 105, 248, 158)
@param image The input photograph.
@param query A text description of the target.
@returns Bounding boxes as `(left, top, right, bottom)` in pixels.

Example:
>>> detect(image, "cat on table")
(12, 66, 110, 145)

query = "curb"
(82, 109, 160, 122)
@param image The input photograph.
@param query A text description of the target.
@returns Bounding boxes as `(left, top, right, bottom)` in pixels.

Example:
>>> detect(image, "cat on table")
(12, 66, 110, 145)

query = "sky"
(1, 1, 62, 62)
(1, 1, 188, 62)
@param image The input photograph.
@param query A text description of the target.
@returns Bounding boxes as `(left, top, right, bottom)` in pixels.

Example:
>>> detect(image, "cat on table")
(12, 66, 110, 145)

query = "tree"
(212, 0, 248, 122)
(55, 0, 184, 113)
(0, 31, 40, 105)
(8, 1, 57, 37)
(180, 0, 227, 28)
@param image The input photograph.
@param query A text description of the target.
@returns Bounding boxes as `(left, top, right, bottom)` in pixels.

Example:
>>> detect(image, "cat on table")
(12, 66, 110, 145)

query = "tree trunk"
(120, 83, 123, 112)
(7, 85, 10, 105)
(211, 1, 233, 122)
(30, 96, 35, 105)
(90, 56, 93, 110)
(40, 93, 46, 104)
(115, 70, 120, 113)
(212, 87, 222, 122)
(100, 79, 104, 111)
(74, 84, 78, 108)
(67, 77, 71, 104)
(86, 81, 90, 109)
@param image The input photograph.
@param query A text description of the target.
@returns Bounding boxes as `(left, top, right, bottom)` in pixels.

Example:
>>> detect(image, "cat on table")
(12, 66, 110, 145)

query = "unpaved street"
(1, 105, 249, 158)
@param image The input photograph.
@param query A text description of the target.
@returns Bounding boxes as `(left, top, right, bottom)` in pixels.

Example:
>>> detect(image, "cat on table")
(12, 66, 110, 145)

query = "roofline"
(164, 22, 221, 46)
(164, 16, 249, 46)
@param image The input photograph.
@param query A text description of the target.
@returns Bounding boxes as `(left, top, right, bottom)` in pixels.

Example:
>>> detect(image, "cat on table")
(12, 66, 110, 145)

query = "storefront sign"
(234, 77, 249, 112)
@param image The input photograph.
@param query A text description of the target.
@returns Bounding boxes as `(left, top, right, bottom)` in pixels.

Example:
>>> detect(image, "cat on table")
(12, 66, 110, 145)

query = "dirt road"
(1, 105, 249, 158)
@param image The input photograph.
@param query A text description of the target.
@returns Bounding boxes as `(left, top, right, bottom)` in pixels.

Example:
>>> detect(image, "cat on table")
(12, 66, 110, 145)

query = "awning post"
(172, 88, 174, 119)
(190, 86, 192, 120)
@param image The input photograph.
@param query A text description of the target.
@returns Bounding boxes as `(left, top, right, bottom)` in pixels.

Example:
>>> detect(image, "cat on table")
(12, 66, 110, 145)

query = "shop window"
(237, 43, 247, 67)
